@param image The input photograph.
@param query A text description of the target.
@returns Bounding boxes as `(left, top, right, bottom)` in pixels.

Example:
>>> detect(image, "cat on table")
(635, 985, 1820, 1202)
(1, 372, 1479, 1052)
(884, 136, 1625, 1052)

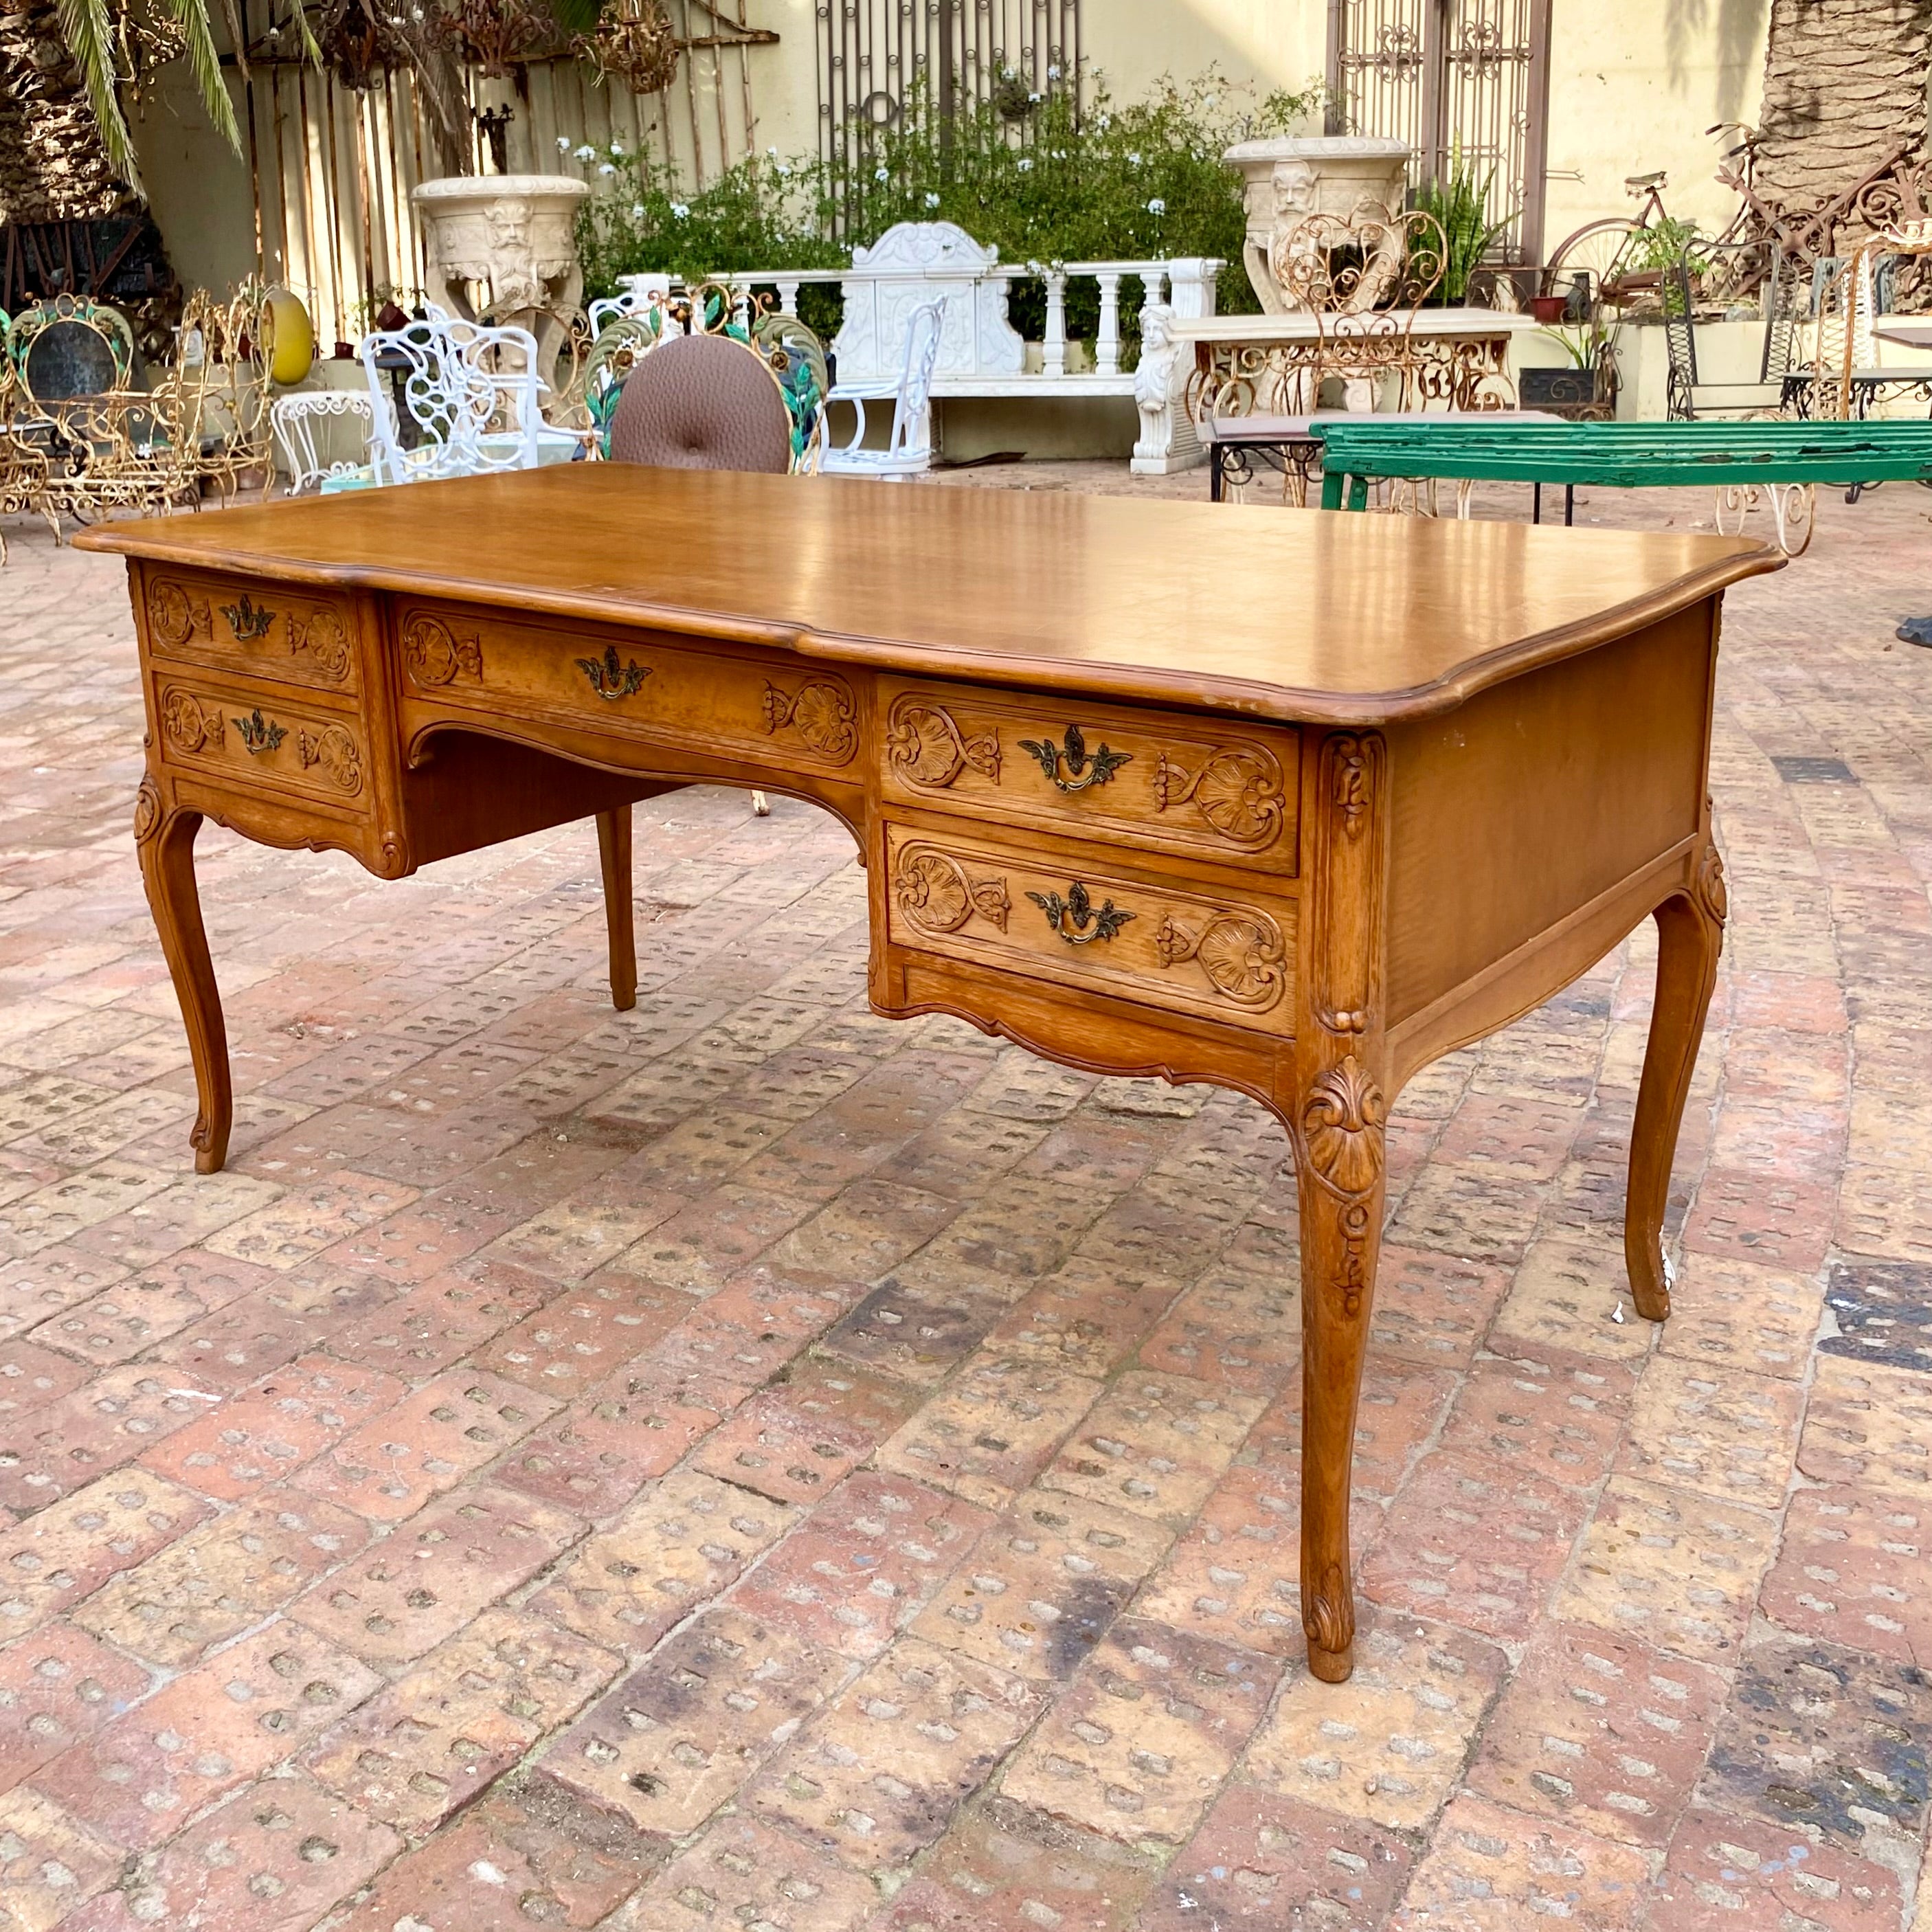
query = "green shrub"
(574, 67, 1322, 355)
(1410, 146, 1512, 302)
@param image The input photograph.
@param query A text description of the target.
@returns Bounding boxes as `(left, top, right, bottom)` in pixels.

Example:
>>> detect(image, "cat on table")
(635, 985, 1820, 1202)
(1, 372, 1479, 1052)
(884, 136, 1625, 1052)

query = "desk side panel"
(1384, 602, 1716, 1032)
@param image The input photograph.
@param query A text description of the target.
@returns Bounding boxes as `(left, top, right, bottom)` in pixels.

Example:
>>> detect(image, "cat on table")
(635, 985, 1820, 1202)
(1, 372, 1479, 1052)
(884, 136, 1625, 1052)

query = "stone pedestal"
(1222, 137, 1411, 313)
(412, 173, 590, 388)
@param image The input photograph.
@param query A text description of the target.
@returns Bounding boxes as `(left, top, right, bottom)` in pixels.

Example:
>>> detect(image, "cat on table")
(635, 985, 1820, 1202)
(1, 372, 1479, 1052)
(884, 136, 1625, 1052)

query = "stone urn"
(412, 173, 591, 387)
(1222, 136, 1411, 313)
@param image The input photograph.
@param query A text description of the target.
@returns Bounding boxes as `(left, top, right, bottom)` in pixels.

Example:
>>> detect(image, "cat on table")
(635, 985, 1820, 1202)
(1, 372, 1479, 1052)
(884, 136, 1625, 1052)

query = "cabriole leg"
(134, 777, 231, 1175)
(1625, 842, 1727, 1321)
(596, 806, 637, 1012)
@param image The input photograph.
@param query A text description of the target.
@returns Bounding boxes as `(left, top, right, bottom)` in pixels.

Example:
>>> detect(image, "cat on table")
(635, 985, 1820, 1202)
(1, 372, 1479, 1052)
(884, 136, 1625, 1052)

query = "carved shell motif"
(401, 614, 483, 687)
(289, 608, 352, 682)
(146, 580, 209, 651)
(297, 725, 364, 796)
(1154, 911, 1288, 1011)
(1301, 1053, 1386, 1197)
(161, 688, 223, 754)
(1154, 747, 1285, 848)
(894, 849, 1011, 934)
(1302, 1559, 1353, 1656)
(886, 697, 1001, 787)
(763, 678, 857, 763)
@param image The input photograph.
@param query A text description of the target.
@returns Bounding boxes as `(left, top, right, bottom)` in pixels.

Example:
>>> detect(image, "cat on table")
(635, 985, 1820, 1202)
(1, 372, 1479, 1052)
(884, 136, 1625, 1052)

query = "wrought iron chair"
(1661, 257, 1788, 420)
(271, 389, 391, 495)
(820, 300, 943, 479)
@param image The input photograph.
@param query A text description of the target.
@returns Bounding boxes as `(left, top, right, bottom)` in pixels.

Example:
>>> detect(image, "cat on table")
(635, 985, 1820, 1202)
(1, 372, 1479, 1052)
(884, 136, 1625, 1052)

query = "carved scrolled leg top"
(135, 775, 232, 1175)
(1625, 835, 1726, 1323)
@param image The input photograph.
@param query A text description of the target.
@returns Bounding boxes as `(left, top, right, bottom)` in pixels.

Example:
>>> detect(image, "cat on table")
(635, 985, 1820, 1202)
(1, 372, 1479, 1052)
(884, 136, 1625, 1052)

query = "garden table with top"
(78, 469, 1777, 1683)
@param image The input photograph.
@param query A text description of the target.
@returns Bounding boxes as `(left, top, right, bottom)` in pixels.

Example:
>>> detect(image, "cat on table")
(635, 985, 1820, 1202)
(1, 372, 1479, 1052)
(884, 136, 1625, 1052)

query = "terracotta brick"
(634, 1266, 855, 1394)
(1131, 1462, 1303, 1659)
(0, 1363, 221, 1511)
(1759, 1482, 1929, 1663)
(320, 1186, 523, 1285)
(1468, 1623, 1727, 1847)
(1391, 1793, 1656, 1931)
(323, 1781, 666, 1931)
(609, 1183, 815, 1294)
(0, 1249, 128, 1340)
(304, 1606, 618, 1830)
(1618, 1356, 1804, 1512)
(72, 1488, 370, 1667)
(1797, 1353, 1932, 1501)
(1438, 1347, 1636, 1488)
(203, 1167, 422, 1270)
(1141, 1786, 1414, 1929)
(0, 1785, 120, 1932)
(31, 1618, 383, 1850)
(745, 1635, 1040, 1869)
(1648, 1806, 1902, 1930)
(469, 1274, 685, 1397)
(0, 1338, 89, 1426)
(0, 1472, 212, 1641)
(730, 1469, 995, 1660)
(1360, 1448, 1588, 1642)
(607, 1813, 879, 1932)
(539, 1606, 846, 1833)
(688, 1362, 915, 1507)
(139, 1352, 405, 1502)
(529, 1467, 798, 1659)
(60, 1773, 401, 1932)
(817, 1278, 1009, 1385)
(293, 1366, 559, 1520)
(1553, 1476, 1781, 1665)
(1659, 1253, 1824, 1380)
(978, 1265, 1178, 1378)
(1035, 1371, 1264, 1525)
(1244, 1612, 1509, 1832)
(1133, 1268, 1300, 1394)
(25, 1250, 258, 1364)
(290, 1481, 585, 1667)
(1493, 1235, 1658, 1360)
(913, 1490, 1170, 1683)
(0, 1621, 151, 1793)
(1000, 1616, 1281, 1850)
(867, 1795, 1159, 1932)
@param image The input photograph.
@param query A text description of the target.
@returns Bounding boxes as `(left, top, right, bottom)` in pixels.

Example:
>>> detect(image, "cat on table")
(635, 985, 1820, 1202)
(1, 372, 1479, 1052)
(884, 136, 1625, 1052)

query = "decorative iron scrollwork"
(232, 708, 287, 756)
(221, 594, 276, 642)
(893, 848, 1011, 934)
(763, 677, 858, 762)
(1026, 879, 1134, 945)
(401, 614, 483, 686)
(1154, 910, 1288, 1011)
(297, 724, 363, 794)
(1018, 723, 1132, 794)
(1153, 746, 1286, 846)
(577, 642, 651, 702)
(885, 697, 1001, 787)
(288, 609, 351, 683)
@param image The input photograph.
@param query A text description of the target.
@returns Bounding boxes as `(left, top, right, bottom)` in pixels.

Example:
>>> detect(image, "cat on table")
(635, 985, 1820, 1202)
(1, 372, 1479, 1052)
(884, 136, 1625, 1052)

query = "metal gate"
(1326, 0, 1551, 263)
(818, 0, 1082, 214)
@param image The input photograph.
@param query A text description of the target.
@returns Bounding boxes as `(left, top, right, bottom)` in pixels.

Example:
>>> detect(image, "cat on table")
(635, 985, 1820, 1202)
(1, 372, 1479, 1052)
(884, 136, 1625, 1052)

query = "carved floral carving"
(1694, 839, 1728, 927)
(886, 697, 1000, 787)
(297, 724, 364, 795)
(894, 848, 1011, 934)
(133, 776, 161, 844)
(1302, 1053, 1386, 1198)
(1329, 732, 1374, 838)
(402, 614, 484, 687)
(289, 608, 352, 682)
(161, 688, 224, 754)
(763, 677, 858, 763)
(1154, 910, 1288, 1010)
(146, 580, 210, 651)
(1303, 1558, 1353, 1655)
(1153, 746, 1286, 846)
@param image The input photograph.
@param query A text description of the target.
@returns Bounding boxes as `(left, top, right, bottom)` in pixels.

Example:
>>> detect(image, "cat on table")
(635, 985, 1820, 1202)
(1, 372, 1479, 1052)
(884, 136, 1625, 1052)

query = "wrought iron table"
(78, 468, 1777, 1683)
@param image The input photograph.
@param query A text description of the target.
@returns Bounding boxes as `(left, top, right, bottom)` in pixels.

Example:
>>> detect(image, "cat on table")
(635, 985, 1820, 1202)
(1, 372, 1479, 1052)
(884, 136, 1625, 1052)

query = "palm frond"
(550, 0, 606, 38)
(52, 0, 142, 185)
(162, 0, 245, 155)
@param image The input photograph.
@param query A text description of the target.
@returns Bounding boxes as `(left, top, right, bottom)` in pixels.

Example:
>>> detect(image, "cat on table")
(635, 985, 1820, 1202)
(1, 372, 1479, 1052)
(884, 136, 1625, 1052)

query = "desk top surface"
(78, 465, 1778, 724)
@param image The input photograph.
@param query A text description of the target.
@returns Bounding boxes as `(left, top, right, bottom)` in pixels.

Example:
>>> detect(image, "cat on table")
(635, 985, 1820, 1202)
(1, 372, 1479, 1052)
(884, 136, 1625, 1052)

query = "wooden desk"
(77, 467, 1779, 1683)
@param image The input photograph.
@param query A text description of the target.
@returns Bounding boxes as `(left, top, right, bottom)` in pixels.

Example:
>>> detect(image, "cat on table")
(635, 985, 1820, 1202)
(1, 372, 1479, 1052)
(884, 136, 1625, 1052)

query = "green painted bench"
(1314, 418, 1932, 555)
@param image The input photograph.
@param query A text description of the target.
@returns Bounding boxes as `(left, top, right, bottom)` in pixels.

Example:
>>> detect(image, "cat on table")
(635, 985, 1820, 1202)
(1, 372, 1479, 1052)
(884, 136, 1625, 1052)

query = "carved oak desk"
(78, 468, 1780, 1683)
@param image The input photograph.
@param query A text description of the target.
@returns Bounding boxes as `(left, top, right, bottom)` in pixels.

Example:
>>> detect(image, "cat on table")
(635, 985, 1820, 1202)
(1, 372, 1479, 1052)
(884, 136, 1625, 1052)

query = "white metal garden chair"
(271, 389, 392, 495)
(820, 299, 945, 479)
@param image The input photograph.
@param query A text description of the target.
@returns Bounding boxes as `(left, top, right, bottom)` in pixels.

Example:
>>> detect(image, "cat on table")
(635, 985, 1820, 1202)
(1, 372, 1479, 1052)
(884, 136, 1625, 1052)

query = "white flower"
(1017, 156, 1033, 172)
(1028, 91, 1041, 103)
(671, 201, 690, 218)
(1047, 62, 1062, 79)
(630, 204, 645, 220)
(875, 166, 889, 181)
(598, 163, 616, 177)
(1147, 197, 1167, 214)
(776, 162, 791, 177)
(574, 144, 596, 161)
(1096, 112, 1112, 129)
(924, 192, 941, 207)
(607, 139, 625, 157)
(1127, 151, 1142, 165)
(767, 145, 778, 157)
(557, 136, 572, 153)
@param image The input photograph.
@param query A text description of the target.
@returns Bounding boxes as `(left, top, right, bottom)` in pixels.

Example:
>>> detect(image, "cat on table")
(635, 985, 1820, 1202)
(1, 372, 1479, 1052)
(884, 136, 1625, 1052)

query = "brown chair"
(607, 331, 795, 472)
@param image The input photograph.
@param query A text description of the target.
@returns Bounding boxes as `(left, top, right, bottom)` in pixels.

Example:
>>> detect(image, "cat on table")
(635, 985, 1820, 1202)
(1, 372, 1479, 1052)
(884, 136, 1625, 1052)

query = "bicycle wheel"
(1544, 218, 1645, 305)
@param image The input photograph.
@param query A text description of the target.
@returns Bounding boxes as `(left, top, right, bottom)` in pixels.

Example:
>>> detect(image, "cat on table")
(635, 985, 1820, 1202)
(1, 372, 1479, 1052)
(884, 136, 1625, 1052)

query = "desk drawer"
(884, 822, 1295, 1035)
(154, 673, 370, 809)
(881, 679, 1299, 876)
(143, 570, 358, 694)
(394, 603, 861, 772)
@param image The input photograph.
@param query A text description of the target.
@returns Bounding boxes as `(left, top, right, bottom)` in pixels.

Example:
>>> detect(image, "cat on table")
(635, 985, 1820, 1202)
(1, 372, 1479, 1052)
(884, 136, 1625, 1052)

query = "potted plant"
(1521, 315, 1621, 416)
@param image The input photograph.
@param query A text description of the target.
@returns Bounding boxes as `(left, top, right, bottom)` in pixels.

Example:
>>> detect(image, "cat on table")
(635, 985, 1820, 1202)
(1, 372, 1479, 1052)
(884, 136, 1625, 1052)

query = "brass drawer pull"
(233, 708, 287, 755)
(221, 595, 276, 642)
(578, 643, 650, 701)
(1019, 723, 1130, 793)
(1026, 880, 1134, 945)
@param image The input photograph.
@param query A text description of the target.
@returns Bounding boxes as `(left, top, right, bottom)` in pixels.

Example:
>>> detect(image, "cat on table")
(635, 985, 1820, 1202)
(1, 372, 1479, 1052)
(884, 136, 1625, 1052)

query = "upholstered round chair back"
(607, 333, 794, 473)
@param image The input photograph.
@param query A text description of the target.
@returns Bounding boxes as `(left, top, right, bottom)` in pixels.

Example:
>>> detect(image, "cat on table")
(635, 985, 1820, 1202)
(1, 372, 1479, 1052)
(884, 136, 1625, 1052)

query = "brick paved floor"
(1, 466, 1929, 1932)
